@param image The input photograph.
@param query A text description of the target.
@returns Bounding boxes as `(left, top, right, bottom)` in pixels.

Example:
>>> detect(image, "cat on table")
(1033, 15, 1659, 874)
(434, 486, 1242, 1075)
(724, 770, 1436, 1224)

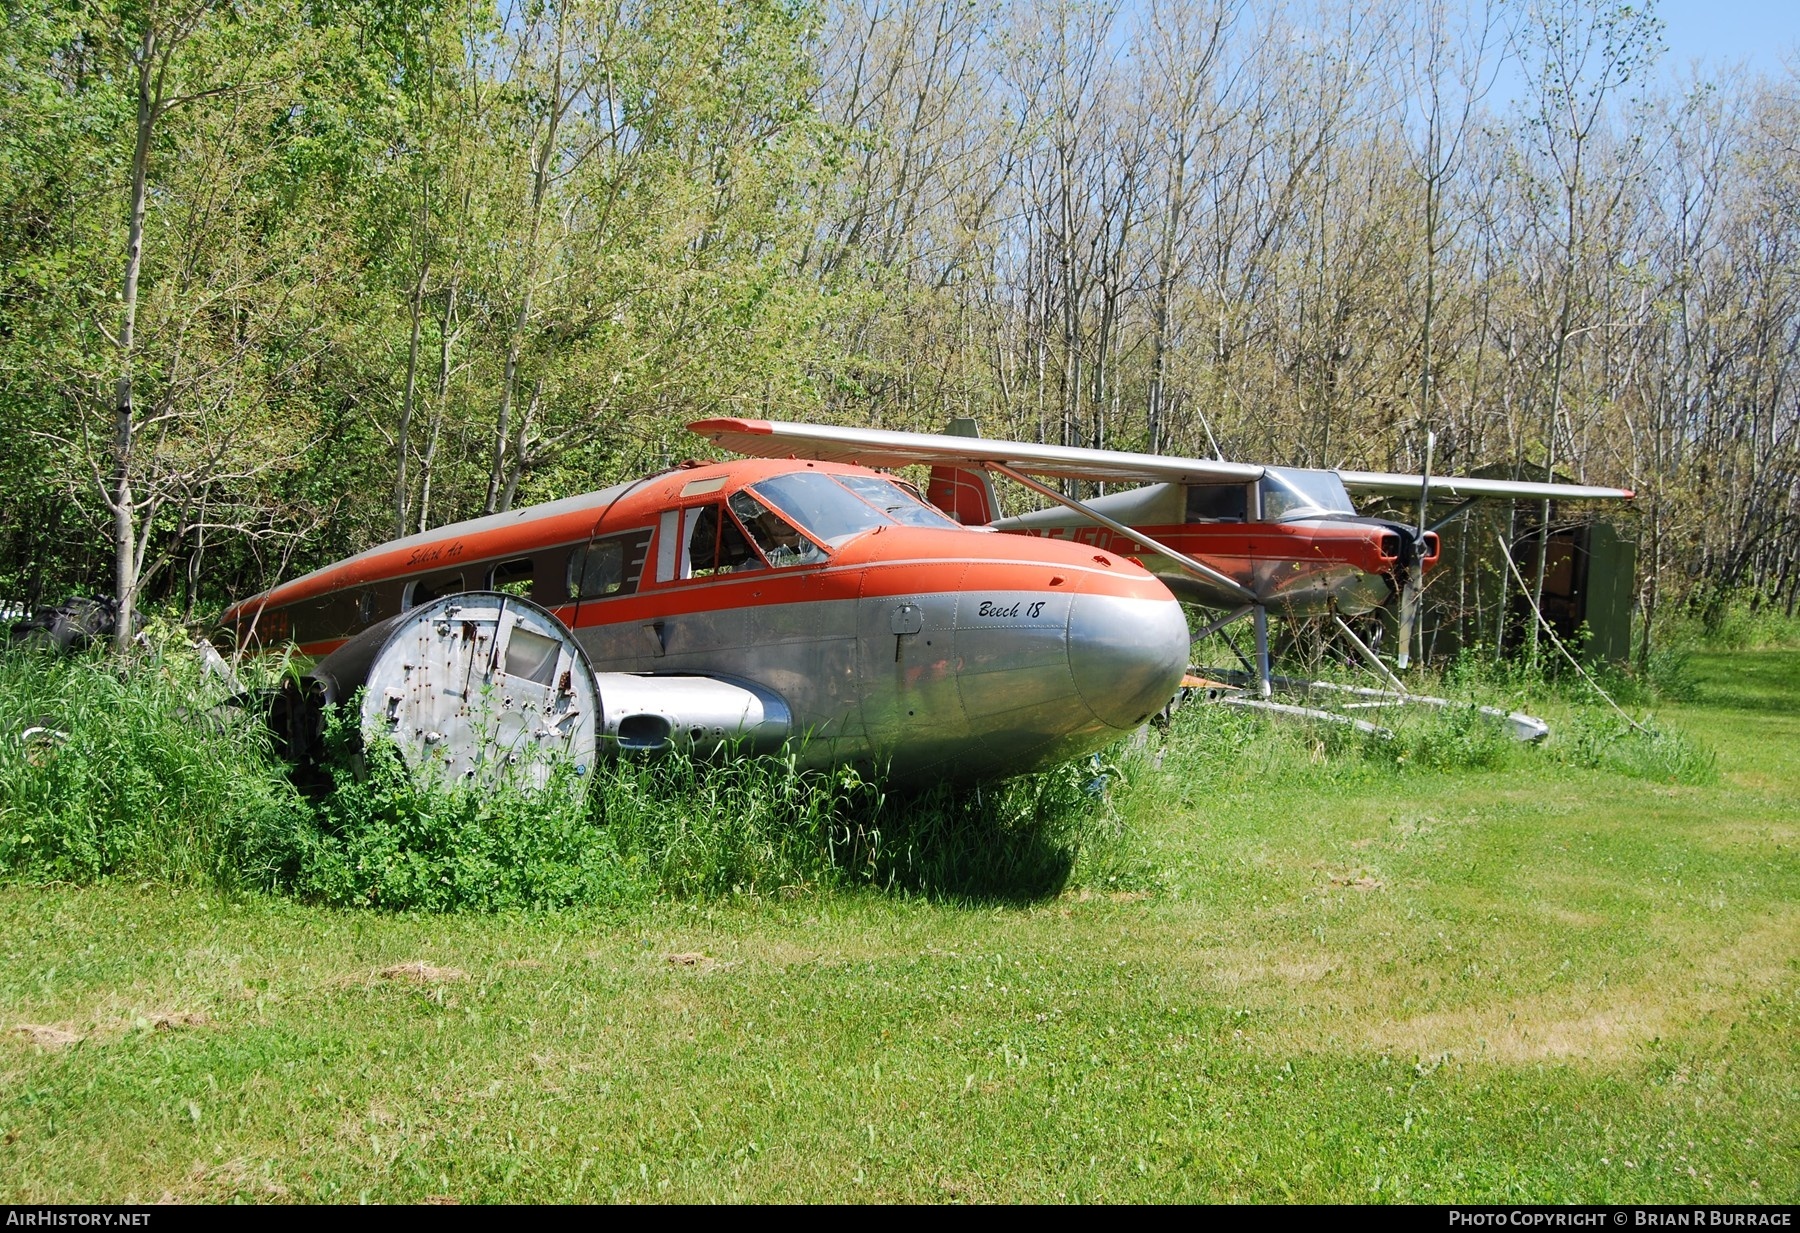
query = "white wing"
(691, 419, 1634, 503)
(689, 418, 1264, 485)
(1336, 470, 1634, 502)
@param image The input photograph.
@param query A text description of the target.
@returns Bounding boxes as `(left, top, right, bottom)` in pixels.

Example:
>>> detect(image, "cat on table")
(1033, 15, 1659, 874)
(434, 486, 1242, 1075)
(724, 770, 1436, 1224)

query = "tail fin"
(925, 417, 999, 525)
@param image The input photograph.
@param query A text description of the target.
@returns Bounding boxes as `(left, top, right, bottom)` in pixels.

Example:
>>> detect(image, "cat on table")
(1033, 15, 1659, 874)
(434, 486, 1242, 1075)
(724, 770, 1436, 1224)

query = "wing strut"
(1427, 497, 1482, 535)
(1331, 613, 1408, 694)
(984, 463, 1260, 605)
(1191, 603, 1255, 642)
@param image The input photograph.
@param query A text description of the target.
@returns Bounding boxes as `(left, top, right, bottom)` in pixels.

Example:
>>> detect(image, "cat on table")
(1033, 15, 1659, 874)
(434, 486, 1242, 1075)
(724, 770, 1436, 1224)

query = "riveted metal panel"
(576, 588, 862, 766)
(350, 592, 600, 791)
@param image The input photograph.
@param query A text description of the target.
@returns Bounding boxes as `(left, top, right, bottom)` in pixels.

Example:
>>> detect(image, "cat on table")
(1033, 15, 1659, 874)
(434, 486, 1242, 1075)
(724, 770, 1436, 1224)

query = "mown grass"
(0, 650, 1794, 1202)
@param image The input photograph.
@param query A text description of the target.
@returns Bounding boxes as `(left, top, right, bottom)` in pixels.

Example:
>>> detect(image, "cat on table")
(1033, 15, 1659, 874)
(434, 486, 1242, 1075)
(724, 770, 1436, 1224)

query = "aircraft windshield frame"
(1259, 468, 1357, 521)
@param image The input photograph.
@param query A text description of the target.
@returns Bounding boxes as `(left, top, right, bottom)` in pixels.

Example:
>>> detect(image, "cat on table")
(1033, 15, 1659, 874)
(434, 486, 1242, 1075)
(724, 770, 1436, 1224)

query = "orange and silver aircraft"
(688, 418, 1634, 695)
(221, 455, 1191, 785)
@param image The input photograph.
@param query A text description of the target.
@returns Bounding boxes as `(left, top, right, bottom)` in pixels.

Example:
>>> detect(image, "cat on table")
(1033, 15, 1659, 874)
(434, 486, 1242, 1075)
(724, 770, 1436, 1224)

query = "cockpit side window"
(684, 503, 761, 578)
(1185, 483, 1249, 523)
(1258, 468, 1357, 521)
(729, 491, 826, 568)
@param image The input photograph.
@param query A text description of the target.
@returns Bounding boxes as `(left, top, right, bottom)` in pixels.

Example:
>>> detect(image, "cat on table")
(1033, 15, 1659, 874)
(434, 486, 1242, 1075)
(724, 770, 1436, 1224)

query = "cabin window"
(568, 530, 651, 599)
(1185, 483, 1249, 523)
(488, 557, 535, 598)
(357, 590, 378, 626)
(729, 491, 825, 568)
(292, 591, 360, 644)
(683, 504, 761, 578)
(406, 572, 465, 609)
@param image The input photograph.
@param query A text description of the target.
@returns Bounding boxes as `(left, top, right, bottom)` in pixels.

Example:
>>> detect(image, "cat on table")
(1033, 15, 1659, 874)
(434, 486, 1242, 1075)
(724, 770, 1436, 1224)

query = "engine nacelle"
(593, 672, 791, 757)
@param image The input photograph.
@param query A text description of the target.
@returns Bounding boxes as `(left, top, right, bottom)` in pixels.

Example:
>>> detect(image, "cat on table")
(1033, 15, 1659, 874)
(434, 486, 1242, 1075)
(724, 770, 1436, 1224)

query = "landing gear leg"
(1253, 605, 1272, 698)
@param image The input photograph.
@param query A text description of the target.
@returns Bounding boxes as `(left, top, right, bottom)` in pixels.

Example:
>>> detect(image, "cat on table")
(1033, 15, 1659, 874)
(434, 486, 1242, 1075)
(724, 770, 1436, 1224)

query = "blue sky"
(1646, 0, 1796, 81)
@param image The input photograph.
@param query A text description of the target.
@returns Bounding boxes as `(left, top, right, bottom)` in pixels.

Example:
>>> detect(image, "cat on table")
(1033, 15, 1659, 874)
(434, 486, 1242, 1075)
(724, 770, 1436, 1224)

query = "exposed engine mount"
(277, 592, 601, 790)
(265, 592, 792, 789)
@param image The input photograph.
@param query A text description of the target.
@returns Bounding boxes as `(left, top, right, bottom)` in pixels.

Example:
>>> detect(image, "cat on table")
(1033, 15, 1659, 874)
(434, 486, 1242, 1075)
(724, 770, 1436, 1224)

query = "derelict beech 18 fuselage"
(221, 456, 1190, 783)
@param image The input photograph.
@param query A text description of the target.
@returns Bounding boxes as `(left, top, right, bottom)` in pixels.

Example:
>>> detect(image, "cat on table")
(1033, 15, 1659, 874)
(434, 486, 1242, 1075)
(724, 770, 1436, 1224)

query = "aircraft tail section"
(926, 417, 999, 525)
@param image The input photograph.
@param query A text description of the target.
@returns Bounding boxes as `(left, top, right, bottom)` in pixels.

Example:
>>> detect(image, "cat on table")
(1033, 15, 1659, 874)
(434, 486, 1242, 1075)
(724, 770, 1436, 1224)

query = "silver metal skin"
(574, 570, 1191, 784)
(591, 672, 791, 756)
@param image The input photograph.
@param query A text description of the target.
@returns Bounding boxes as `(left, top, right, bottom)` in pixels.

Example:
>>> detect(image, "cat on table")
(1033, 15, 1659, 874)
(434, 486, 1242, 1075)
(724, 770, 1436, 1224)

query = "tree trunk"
(486, 10, 567, 516)
(416, 278, 459, 535)
(111, 25, 160, 653)
(395, 206, 430, 539)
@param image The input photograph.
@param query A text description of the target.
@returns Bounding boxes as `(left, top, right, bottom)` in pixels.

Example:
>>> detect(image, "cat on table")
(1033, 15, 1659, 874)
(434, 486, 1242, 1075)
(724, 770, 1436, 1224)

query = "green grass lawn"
(2, 653, 1795, 1203)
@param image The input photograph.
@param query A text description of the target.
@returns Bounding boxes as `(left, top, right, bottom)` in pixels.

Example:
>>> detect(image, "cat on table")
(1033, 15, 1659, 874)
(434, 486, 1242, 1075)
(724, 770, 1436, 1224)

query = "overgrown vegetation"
(0, 642, 1137, 908)
(0, 648, 307, 887)
(243, 731, 1130, 912)
(1656, 594, 1800, 654)
(1, 637, 1719, 911)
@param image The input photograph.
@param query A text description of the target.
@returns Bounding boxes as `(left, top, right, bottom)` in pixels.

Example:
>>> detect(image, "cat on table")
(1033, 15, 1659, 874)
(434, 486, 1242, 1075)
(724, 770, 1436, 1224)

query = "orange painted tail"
(926, 417, 999, 524)
(927, 466, 999, 524)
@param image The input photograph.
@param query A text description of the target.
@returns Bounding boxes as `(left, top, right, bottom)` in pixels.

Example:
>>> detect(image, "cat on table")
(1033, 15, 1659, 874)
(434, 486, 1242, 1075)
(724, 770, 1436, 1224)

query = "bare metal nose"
(1066, 590, 1189, 729)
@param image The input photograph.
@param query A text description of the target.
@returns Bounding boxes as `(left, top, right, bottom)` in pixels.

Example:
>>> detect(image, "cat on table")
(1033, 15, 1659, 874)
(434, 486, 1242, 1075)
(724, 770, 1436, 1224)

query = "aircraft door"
(855, 565, 964, 759)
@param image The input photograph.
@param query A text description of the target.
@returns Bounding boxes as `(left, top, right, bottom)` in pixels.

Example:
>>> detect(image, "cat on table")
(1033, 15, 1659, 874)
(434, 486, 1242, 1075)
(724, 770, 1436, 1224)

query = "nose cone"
(1067, 588, 1190, 729)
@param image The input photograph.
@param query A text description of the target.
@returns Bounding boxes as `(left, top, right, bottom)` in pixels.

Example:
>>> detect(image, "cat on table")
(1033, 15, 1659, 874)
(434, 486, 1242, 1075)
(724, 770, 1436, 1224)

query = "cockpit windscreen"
(1258, 468, 1357, 521)
(833, 474, 960, 529)
(751, 471, 956, 547)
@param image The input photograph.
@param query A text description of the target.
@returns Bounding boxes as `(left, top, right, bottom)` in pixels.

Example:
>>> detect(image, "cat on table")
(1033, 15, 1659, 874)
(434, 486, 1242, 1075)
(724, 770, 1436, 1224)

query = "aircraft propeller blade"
(1403, 430, 1434, 671)
(1396, 571, 1421, 671)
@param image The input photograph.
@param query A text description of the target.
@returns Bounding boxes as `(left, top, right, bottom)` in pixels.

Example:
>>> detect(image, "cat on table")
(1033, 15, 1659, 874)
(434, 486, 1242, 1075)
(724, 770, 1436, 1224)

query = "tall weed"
(1658, 591, 1800, 652)
(0, 647, 308, 886)
(240, 710, 634, 910)
(1548, 712, 1718, 785)
(1143, 681, 1712, 790)
(592, 749, 1125, 904)
(239, 712, 1127, 909)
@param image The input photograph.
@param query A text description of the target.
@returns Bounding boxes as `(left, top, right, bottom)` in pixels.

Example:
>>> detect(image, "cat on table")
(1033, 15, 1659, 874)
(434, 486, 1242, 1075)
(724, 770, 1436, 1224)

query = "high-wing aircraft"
(687, 418, 1634, 695)
(220, 455, 1191, 785)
